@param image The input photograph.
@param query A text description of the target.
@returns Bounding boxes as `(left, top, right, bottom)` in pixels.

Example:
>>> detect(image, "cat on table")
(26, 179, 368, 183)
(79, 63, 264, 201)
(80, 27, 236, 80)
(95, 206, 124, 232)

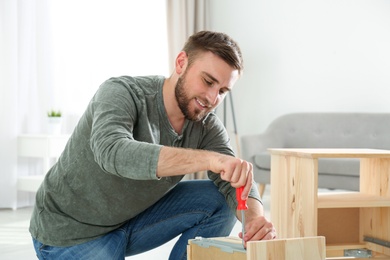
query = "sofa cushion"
(266, 113, 390, 149)
(254, 153, 360, 177)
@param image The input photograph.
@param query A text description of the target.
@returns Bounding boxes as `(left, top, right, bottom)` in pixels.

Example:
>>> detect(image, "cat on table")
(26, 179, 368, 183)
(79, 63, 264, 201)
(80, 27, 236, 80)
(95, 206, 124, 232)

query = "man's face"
(175, 51, 239, 122)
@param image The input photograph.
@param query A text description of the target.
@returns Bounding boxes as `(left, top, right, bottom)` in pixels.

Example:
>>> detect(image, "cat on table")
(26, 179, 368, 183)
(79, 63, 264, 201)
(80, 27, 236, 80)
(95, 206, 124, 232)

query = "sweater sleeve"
(88, 78, 162, 180)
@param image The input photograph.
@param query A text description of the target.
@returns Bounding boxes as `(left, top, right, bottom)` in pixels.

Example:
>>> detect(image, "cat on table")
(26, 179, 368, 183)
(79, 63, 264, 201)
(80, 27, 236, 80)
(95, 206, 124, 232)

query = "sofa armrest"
(241, 132, 284, 162)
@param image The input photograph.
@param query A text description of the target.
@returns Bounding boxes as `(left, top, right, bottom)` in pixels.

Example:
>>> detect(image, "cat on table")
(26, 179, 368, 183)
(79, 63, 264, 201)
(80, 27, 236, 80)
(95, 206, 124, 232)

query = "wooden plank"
(360, 158, 390, 256)
(269, 148, 390, 159)
(188, 237, 327, 260)
(247, 236, 326, 260)
(325, 243, 367, 258)
(271, 154, 318, 238)
(360, 158, 390, 196)
(365, 241, 390, 258)
(187, 243, 245, 260)
(318, 192, 390, 208)
(361, 207, 390, 253)
(188, 237, 246, 260)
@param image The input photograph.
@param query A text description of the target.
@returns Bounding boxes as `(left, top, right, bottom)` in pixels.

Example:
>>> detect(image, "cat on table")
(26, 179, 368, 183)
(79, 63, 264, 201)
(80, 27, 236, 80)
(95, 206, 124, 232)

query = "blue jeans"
(32, 180, 236, 260)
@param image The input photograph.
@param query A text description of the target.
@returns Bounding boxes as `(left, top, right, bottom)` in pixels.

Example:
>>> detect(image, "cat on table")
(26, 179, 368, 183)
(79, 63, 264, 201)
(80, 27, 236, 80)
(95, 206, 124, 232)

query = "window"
(48, 0, 169, 115)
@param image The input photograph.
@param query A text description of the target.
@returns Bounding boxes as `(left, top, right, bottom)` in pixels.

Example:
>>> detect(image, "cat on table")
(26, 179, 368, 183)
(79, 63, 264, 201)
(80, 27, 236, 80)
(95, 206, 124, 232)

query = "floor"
(0, 187, 271, 260)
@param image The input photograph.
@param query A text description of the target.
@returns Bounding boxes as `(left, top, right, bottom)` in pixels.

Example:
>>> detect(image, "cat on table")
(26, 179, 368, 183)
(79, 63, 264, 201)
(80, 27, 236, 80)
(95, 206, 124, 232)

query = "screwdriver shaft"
(241, 210, 245, 247)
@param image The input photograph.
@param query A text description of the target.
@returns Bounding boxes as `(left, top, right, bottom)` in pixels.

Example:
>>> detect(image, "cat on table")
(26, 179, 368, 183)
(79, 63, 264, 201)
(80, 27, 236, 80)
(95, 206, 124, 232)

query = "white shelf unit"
(17, 134, 70, 192)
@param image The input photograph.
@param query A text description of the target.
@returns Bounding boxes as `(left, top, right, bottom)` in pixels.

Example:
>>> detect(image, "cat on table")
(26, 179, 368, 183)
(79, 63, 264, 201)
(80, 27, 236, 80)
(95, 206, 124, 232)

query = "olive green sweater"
(29, 75, 261, 246)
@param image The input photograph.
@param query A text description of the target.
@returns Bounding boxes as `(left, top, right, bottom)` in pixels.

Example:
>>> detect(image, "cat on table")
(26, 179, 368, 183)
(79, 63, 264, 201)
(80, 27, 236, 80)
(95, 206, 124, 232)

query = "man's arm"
(157, 146, 253, 195)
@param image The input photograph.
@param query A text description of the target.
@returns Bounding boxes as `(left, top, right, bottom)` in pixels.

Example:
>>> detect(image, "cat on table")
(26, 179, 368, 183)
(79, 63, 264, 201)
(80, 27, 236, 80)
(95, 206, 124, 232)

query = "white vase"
(47, 117, 62, 135)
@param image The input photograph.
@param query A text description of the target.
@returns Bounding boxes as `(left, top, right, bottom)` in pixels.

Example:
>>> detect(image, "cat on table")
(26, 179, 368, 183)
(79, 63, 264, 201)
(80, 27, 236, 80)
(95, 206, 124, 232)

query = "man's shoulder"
(108, 75, 163, 87)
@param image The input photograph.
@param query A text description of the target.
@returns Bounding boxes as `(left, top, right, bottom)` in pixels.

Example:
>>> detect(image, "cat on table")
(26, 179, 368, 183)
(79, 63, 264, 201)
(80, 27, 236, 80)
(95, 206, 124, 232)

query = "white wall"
(209, 0, 390, 136)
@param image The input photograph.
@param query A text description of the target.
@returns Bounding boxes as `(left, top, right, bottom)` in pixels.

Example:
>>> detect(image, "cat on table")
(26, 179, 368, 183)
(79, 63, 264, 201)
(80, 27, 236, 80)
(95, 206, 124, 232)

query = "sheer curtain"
(0, 0, 52, 208)
(1, 0, 169, 208)
(166, 0, 209, 71)
(0, 0, 19, 208)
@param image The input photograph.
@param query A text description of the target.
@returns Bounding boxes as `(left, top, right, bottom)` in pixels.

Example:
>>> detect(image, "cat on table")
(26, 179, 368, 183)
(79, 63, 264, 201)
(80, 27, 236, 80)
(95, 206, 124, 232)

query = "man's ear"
(175, 51, 188, 75)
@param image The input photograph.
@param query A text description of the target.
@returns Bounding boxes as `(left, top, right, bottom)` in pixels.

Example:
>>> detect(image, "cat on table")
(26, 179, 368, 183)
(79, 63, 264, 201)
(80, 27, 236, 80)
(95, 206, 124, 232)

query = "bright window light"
(48, 0, 169, 115)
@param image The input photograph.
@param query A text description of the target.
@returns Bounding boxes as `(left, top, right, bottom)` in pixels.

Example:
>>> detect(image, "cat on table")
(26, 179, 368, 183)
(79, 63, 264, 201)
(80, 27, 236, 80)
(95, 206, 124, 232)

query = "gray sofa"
(241, 112, 390, 193)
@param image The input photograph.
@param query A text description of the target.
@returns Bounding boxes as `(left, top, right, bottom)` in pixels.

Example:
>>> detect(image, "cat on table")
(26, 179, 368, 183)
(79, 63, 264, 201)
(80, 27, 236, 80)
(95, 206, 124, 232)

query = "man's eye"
(204, 79, 213, 86)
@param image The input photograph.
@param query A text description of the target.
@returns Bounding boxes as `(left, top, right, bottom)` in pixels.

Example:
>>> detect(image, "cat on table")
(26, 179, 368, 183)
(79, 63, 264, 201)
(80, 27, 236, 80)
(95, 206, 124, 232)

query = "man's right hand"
(157, 146, 254, 200)
(210, 153, 253, 200)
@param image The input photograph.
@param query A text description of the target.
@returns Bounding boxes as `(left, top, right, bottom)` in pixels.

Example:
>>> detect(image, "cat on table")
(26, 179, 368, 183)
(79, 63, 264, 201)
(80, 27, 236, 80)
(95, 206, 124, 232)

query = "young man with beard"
(30, 31, 276, 260)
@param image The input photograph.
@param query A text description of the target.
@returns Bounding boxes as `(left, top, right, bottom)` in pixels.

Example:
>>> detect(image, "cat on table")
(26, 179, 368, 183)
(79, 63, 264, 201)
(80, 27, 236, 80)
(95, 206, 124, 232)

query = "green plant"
(47, 110, 62, 117)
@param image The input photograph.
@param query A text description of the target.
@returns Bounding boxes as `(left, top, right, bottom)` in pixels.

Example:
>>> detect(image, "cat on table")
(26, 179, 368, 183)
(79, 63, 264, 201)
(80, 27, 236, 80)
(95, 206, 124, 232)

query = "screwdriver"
(236, 186, 248, 248)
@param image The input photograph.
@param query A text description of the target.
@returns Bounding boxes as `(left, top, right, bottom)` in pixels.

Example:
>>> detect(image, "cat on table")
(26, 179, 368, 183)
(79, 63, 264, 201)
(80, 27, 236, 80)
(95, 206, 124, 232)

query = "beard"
(175, 73, 209, 122)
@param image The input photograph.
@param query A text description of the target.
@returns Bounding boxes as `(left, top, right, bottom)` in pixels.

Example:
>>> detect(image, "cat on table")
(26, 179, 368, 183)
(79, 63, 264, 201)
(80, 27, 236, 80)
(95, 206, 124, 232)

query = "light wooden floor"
(0, 187, 271, 260)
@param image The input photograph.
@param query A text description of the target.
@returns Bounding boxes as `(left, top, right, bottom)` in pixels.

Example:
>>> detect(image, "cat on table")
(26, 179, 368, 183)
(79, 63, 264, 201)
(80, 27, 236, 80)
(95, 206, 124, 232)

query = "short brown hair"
(182, 31, 244, 75)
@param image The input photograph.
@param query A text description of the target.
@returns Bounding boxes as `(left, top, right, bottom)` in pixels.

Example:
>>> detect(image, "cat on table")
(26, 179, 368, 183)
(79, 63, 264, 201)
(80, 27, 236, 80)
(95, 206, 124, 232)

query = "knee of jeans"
(209, 196, 236, 228)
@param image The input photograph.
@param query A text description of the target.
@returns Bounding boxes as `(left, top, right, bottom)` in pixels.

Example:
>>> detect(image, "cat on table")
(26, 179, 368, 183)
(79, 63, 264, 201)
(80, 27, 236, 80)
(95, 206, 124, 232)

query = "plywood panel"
(318, 208, 359, 244)
(187, 243, 245, 260)
(247, 236, 326, 260)
(187, 237, 246, 260)
(271, 154, 318, 238)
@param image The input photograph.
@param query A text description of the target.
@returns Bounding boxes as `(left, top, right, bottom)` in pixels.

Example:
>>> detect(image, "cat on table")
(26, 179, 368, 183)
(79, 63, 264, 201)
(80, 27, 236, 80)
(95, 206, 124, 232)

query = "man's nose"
(207, 88, 220, 106)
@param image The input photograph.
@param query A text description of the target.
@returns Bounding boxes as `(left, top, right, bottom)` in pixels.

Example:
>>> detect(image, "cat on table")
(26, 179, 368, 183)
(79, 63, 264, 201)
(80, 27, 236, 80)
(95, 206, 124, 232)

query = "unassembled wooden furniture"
(17, 134, 69, 192)
(188, 236, 326, 260)
(269, 148, 390, 259)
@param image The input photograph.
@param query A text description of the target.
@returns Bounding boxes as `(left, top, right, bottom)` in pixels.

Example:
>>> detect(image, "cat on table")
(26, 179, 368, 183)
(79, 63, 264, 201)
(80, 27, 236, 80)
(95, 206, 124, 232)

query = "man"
(30, 31, 276, 259)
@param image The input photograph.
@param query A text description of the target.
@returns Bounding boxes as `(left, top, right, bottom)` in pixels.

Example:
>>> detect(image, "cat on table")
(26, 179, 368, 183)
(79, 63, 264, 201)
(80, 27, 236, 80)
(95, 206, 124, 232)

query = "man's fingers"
(217, 156, 253, 192)
(230, 162, 242, 184)
(245, 223, 276, 242)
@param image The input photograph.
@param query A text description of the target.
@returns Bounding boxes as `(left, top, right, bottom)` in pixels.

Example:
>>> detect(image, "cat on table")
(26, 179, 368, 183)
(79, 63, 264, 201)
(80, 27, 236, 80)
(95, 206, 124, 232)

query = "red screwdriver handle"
(236, 186, 248, 210)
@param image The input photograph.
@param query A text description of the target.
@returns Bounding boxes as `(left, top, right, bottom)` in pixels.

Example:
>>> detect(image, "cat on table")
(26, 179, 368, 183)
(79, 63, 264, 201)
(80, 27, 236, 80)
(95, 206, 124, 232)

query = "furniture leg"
(258, 183, 266, 198)
(360, 158, 390, 256)
(270, 154, 318, 238)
